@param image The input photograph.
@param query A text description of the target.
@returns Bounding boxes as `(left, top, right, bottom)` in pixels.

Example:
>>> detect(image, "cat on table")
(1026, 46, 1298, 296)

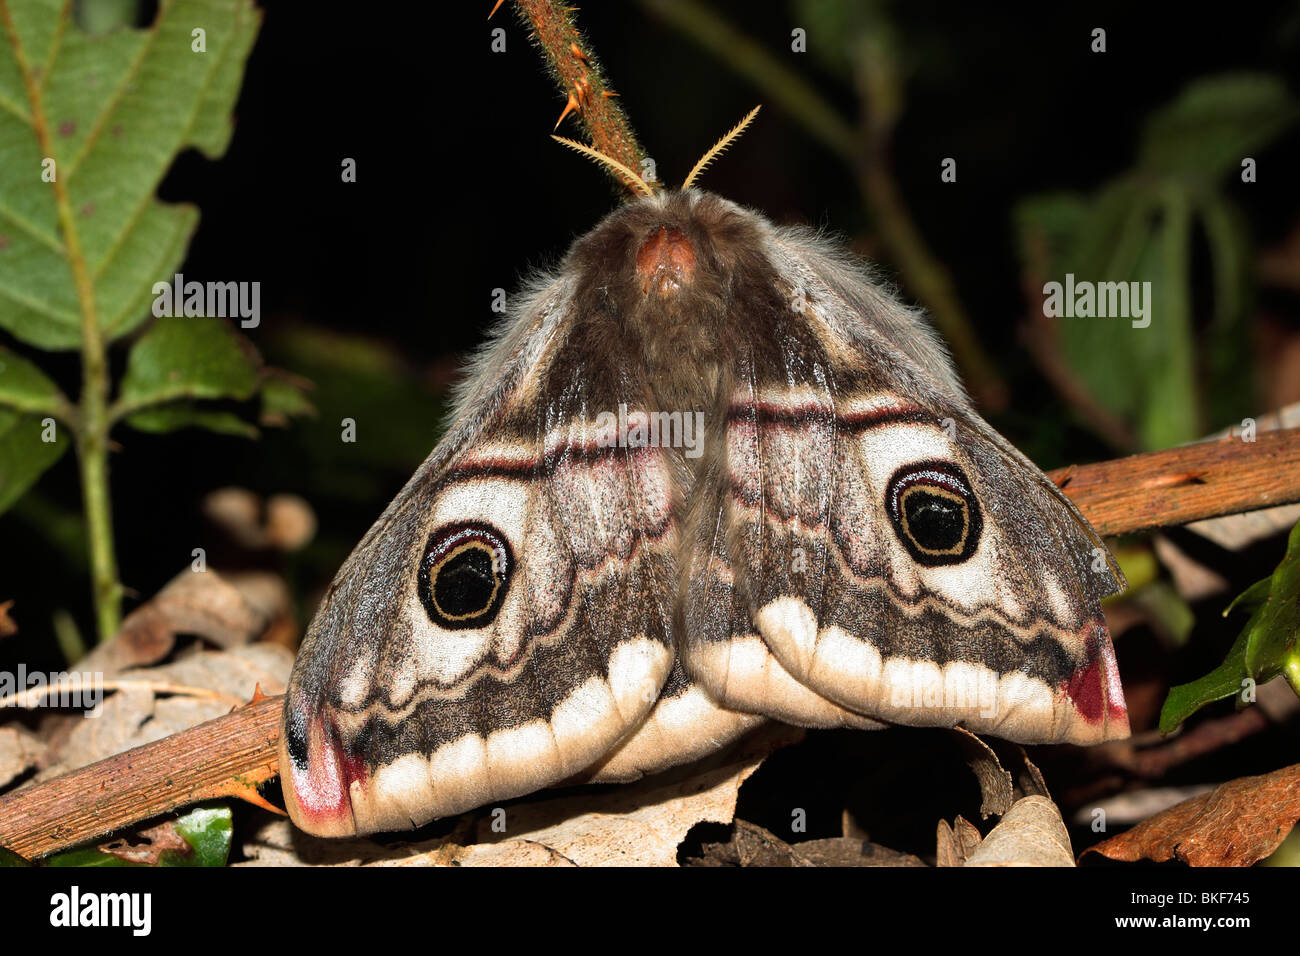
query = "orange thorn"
(219, 775, 287, 816)
(570, 42, 589, 64)
(247, 682, 270, 706)
(602, 90, 619, 98)
(488, 0, 505, 19)
(553, 91, 580, 130)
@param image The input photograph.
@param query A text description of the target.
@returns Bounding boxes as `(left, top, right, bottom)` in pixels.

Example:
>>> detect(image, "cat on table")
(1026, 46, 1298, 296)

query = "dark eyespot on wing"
(419, 522, 513, 629)
(885, 461, 982, 565)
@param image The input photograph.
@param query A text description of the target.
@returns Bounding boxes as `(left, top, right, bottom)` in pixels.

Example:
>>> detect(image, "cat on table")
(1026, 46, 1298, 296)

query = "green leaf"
(0, 0, 261, 349)
(1032, 187, 1198, 450)
(1243, 521, 1300, 677)
(1071, 179, 1156, 282)
(1160, 521, 1300, 732)
(1198, 196, 1256, 429)
(0, 846, 32, 866)
(44, 804, 232, 867)
(1014, 76, 1295, 453)
(1159, 625, 1252, 734)
(1013, 191, 1086, 270)
(117, 315, 260, 414)
(1136, 188, 1197, 450)
(1224, 577, 1272, 618)
(126, 401, 258, 438)
(74, 0, 139, 35)
(259, 372, 316, 427)
(171, 804, 234, 866)
(1139, 74, 1299, 181)
(0, 344, 68, 413)
(0, 407, 68, 514)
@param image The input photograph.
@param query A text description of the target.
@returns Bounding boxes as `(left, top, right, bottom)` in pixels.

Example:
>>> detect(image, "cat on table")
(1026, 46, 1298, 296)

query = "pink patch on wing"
(289, 708, 367, 829)
(1063, 623, 1129, 730)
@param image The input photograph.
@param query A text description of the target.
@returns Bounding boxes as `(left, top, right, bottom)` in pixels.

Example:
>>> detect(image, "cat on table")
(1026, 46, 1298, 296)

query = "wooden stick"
(2, 433, 1299, 859)
(1048, 428, 1300, 537)
(0, 696, 282, 861)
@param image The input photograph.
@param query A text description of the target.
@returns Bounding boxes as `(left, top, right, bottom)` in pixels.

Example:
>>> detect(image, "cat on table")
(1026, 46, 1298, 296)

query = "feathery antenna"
(550, 135, 654, 197)
(681, 105, 761, 190)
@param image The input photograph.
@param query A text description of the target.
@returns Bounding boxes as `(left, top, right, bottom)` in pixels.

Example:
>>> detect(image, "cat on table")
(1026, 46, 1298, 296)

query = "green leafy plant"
(1160, 520, 1300, 733)
(0, 0, 306, 643)
(1015, 74, 1298, 452)
(0, 804, 232, 867)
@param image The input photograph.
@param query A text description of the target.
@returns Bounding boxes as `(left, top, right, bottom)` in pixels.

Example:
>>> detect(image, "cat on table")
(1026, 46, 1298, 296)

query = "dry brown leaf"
(795, 837, 925, 867)
(35, 645, 292, 780)
(366, 727, 793, 867)
(692, 819, 814, 867)
(1084, 763, 1300, 867)
(235, 817, 400, 867)
(125, 644, 292, 704)
(840, 807, 868, 839)
(96, 820, 191, 865)
(1010, 745, 1051, 800)
(1256, 674, 1300, 724)
(936, 815, 982, 866)
(1072, 785, 1215, 827)
(1186, 403, 1300, 550)
(684, 820, 926, 867)
(1152, 535, 1229, 601)
(0, 725, 46, 789)
(951, 727, 1015, 817)
(36, 687, 156, 780)
(77, 569, 280, 677)
(463, 753, 765, 866)
(963, 796, 1074, 867)
(124, 645, 293, 739)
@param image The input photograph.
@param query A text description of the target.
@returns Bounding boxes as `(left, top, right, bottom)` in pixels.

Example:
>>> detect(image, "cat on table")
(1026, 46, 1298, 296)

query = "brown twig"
(3, 430, 1300, 859)
(512, 0, 648, 191)
(1096, 707, 1272, 780)
(0, 696, 282, 861)
(1048, 427, 1300, 537)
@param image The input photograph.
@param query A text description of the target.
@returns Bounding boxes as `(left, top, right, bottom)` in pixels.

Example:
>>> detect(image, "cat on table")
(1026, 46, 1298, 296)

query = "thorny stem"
(2, 1, 122, 642)
(511, 0, 649, 193)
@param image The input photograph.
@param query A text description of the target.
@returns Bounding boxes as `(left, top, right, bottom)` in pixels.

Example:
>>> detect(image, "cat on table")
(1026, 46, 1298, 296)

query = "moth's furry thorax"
(564, 190, 788, 405)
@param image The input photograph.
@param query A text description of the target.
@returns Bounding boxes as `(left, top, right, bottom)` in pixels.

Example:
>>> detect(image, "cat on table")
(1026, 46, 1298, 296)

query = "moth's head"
(549, 106, 771, 323)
